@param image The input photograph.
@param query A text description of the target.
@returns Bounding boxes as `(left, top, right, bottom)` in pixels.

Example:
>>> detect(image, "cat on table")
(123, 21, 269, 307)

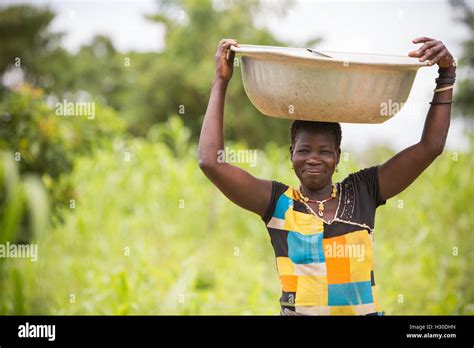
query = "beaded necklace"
(297, 184, 337, 217)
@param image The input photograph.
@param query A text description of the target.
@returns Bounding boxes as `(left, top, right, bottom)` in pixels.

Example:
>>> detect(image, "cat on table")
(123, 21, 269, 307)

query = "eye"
(321, 150, 332, 155)
(297, 149, 309, 153)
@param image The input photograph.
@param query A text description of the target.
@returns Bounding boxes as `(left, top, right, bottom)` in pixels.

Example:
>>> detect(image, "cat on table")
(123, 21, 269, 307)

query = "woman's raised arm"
(378, 37, 456, 202)
(198, 39, 272, 218)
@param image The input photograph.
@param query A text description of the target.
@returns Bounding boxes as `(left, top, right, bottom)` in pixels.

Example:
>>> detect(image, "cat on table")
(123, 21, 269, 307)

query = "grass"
(0, 133, 473, 315)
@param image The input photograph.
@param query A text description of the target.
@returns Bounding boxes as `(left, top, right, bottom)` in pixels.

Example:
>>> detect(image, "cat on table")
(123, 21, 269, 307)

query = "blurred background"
(0, 0, 473, 315)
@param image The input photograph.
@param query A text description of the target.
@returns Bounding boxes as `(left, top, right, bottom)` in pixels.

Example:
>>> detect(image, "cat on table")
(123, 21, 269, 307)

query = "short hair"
(290, 120, 342, 153)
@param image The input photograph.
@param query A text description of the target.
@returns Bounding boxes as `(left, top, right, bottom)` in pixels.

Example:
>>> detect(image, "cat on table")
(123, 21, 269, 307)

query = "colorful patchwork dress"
(261, 166, 386, 315)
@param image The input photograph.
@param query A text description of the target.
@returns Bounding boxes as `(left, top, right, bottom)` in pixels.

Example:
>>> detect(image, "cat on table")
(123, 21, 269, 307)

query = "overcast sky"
(6, 0, 472, 152)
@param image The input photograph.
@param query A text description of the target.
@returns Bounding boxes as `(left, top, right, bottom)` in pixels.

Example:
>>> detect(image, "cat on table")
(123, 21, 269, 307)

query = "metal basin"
(230, 44, 428, 124)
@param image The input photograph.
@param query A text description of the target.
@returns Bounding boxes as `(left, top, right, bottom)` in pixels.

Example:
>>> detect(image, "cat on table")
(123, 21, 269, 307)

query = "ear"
(336, 148, 341, 165)
(289, 145, 293, 160)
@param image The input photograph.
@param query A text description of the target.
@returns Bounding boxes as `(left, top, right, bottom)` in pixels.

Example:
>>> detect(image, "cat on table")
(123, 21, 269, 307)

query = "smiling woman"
(264, 120, 386, 315)
(198, 37, 456, 315)
(289, 120, 342, 222)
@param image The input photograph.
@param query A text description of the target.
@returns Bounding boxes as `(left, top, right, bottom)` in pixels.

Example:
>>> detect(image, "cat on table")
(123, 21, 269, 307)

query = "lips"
(304, 169, 323, 175)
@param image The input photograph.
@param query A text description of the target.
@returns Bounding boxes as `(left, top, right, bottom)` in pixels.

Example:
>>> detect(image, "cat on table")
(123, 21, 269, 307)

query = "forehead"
(295, 128, 335, 147)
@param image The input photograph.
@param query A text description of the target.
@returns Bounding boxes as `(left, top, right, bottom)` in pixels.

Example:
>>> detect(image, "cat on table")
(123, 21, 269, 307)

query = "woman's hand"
(214, 38, 239, 81)
(408, 37, 455, 69)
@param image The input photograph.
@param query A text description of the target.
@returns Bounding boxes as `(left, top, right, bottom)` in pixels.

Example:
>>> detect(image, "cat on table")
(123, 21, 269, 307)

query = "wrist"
(436, 65, 456, 85)
(438, 65, 456, 75)
(213, 75, 230, 85)
(212, 76, 230, 90)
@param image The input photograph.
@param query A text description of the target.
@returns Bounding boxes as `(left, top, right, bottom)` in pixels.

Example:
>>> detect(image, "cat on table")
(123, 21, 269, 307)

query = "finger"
(220, 38, 236, 45)
(217, 38, 233, 52)
(216, 39, 227, 55)
(218, 38, 229, 49)
(227, 40, 239, 60)
(222, 40, 238, 60)
(416, 41, 437, 56)
(429, 50, 448, 66)
(409, 40, 437, 57)
(216, 39, 235, 58)
(222, 40, 238, 49)
(412, 37, 434, 44)
(428, 55, 440, 66)
(220, 43, 235, 58)
(420, 44, 443, 62)
(420, 46, 443, 60)
(226, 49, 236, 61)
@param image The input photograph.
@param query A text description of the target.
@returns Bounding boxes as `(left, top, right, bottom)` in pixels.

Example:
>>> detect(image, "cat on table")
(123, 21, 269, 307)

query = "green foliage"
(0, 119, 471, 314)
(1, 86, 72, 179)
(0, 5, 68, 95)
(0, 85, 125, 221)
(0, 2, 307, 147)
(0, 0, 472, 317)
(147, 115, 191, 157)
(0, 150, 49, 313)
(0, 152, 24, 245)
(139, 0, 298, 146)
(0, 151, 49, 244)
(52, 36, 131, 112)
(375, 145, 474, 315)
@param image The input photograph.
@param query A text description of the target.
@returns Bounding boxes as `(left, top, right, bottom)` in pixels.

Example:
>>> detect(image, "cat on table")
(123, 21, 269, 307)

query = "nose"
(306, 152, 323, 164)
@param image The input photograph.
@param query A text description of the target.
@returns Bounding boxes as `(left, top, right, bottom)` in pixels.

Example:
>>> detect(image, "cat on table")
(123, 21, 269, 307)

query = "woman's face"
(290, 129, 340, 190)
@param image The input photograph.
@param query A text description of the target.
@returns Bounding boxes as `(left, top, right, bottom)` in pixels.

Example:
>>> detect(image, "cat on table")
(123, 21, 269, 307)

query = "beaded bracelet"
(438, 72, 456, 78)
(435, 77, 456, 84)
(438, 68, 456, 76)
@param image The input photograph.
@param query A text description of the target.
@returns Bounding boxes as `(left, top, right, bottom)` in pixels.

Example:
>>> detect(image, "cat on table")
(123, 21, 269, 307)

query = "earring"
(335, 166, 338, 173)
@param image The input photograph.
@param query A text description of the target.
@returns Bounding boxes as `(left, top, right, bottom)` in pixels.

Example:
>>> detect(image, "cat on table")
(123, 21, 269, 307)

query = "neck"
(300, 182, 334, 200)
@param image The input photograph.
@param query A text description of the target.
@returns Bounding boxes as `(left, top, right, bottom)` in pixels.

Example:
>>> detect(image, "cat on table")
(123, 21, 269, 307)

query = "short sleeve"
(348, 165, 386, 208)
(261, 180, 289, 225)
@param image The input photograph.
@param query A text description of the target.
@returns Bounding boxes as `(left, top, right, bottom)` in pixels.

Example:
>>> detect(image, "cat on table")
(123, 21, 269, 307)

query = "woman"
(198, 37, 456, 315)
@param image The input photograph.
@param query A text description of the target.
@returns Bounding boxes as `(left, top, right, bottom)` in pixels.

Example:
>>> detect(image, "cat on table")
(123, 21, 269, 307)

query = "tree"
(0, 2, 325, 147)
(0, 5, 67, 94)
(0, 6, 128, 111)
(136, 0, 322, 147)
